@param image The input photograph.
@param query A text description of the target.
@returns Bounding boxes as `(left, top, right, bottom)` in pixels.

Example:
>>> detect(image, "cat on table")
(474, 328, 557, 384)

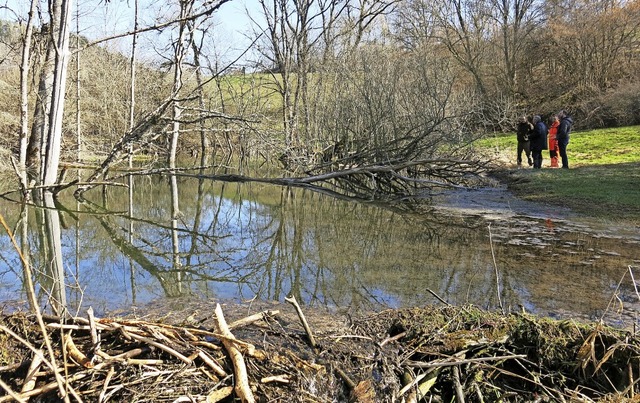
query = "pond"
(1, 164, 639, 326)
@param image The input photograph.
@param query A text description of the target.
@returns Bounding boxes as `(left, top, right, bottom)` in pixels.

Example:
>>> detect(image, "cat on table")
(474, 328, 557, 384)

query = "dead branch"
(229, 309, 280, 330)
(406, 354, 527, 368)
(197, 349, 227, 377)
(284, 294, 316, 348)
(64, 333, 93, 368)
(21, 350, 43, 393)
(213, 304, 255, 403)
(0, 379, 25, 403)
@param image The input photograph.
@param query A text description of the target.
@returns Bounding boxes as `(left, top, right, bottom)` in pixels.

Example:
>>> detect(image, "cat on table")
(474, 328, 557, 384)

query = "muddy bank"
(1, 302, 639, 402)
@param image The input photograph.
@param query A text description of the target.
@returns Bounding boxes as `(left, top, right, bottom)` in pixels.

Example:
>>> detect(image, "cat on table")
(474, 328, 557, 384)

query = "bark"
(213, 304, 255, 403)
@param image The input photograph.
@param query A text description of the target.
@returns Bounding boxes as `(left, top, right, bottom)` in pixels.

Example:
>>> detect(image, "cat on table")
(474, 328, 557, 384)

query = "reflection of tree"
(236, 186, 451, 311)
(128, 171, 137, 303)
(170, 173, 182, 293)
(34, 192, 68, 315)
(76, 180, 255, 299)
(79, 199, 189, 298)
(3, 171, 634, 320)
(16, 204, 36, 311)
(47, 197, 67, 312)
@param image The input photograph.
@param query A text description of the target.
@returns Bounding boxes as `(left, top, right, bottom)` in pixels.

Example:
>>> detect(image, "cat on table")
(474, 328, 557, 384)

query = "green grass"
(478, 125, 640, 166)
(478, 126, 640, 223)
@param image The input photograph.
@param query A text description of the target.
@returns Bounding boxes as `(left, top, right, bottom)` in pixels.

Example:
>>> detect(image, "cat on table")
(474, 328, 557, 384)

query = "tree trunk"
(75, 2, 82, 162)
(128, 0, 139, 168)
(43, 0, 74, 187)
(169, 0, 191, 169)
(26, 26, 56, 185)
(18, 0, 39, 194)
(189, 23, 210, 158)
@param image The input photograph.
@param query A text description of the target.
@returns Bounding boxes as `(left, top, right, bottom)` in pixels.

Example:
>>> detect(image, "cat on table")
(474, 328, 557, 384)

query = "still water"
(1, 167, 639, 325)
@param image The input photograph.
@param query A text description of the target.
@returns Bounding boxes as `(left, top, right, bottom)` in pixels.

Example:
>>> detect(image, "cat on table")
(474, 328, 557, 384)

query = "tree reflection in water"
(0, 168, 638, 326)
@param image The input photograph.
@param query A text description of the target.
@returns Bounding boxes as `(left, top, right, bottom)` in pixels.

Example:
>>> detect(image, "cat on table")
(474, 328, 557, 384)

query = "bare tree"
(255, 0, 299, 150)
(253, 0, 398, 162)
(488, 0, 542, 96)
(188, 21, 210, 158)
(433, 0, 493, 98)
(545, 0, 640, 96)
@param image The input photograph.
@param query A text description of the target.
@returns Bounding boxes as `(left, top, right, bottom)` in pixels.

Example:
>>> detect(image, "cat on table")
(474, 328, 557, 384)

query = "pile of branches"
(1, 302, 639, 402)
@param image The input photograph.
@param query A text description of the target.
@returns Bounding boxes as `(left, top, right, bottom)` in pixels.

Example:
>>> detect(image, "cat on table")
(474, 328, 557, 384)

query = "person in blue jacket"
(529, 115, 548, 169)
(556, 110, 574, 169)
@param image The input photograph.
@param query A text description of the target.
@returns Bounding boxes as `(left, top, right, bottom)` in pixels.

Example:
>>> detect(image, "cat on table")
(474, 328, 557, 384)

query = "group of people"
(516, 111, 574, 169)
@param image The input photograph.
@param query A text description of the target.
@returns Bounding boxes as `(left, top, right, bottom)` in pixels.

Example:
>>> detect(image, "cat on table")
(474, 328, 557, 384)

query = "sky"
(0, 0, 261, 66)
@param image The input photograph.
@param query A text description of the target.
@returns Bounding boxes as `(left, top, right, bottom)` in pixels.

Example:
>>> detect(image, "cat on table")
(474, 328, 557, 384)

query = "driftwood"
(213, 303, 255, 403)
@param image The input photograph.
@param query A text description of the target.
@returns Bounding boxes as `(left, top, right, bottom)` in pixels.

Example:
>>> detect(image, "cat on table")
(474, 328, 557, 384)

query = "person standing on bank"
(547, 115, 560, 168)
(556, 110, 574, 169)
(516, 116, 533, 167)
(529, 115, 548, 169)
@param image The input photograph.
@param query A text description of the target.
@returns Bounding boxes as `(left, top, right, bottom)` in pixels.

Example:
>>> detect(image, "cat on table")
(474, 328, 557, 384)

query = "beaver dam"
(1, 300, 639, 402)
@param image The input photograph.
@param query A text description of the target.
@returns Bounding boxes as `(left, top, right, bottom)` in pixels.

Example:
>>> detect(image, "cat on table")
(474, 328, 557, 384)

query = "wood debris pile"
(1, 302, 639, 402)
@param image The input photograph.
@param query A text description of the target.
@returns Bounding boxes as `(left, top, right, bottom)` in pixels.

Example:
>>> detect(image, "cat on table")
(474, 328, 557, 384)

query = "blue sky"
(0, 0, 260, 65)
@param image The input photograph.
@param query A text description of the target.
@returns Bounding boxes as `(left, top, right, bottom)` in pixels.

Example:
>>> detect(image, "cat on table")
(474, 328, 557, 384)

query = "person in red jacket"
(547, 115, 560, 168)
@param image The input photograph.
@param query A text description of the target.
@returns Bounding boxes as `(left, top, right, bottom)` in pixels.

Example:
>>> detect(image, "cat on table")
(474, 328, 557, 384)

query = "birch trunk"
(27, 27, 55, 184)
(43, 0, 74, 187)
(169, 1, 191, 169)
(128, 0, 139, 167)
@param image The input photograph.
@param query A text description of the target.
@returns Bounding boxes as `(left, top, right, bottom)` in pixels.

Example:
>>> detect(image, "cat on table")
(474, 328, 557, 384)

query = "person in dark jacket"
(556, 110, 574, 169)
(516, 116, 533, 167)
(529, 115, 548, 169)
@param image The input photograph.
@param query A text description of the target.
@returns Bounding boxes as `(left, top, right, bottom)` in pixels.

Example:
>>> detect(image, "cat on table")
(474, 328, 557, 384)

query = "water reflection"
(0, 167, 639, 326)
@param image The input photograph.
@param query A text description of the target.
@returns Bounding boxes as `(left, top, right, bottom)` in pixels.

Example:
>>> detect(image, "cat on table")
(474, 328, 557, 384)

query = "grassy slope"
(477, 125, 640, 223)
